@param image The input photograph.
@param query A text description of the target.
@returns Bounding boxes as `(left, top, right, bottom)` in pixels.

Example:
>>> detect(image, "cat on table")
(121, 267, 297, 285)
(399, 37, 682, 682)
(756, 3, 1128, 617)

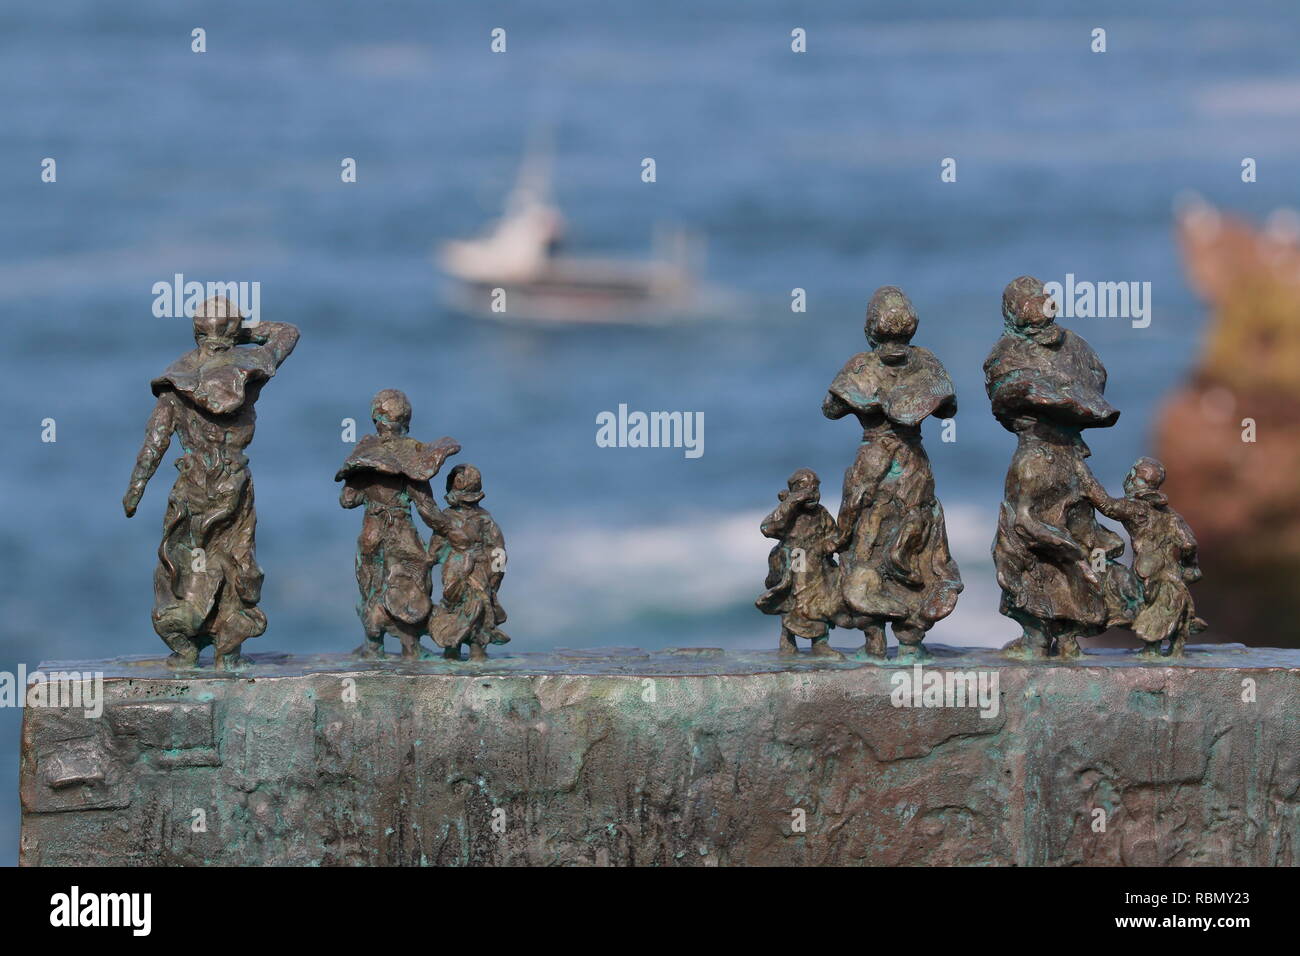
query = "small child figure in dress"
(426, 464, 510, 661)
(756, 468, 849, 659)
(1105, 457, 1207, 656)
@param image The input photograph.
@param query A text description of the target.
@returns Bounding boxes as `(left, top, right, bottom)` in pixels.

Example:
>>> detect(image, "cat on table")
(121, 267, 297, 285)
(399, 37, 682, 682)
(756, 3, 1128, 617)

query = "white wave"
(505, 499, 1008, 645)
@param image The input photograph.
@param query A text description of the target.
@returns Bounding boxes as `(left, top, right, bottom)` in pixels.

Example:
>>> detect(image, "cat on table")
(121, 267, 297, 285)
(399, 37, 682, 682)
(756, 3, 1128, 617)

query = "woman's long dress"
(824, 347, 963, 631)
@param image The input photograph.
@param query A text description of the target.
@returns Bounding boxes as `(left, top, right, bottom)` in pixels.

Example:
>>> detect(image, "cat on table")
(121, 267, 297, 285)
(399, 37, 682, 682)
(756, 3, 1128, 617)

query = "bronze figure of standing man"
(123, 296, 299, 670)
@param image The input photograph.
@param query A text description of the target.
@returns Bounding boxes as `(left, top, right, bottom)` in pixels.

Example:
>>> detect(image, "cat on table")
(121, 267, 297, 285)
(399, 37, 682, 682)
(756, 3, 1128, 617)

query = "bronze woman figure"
(823, 286, 963, 660)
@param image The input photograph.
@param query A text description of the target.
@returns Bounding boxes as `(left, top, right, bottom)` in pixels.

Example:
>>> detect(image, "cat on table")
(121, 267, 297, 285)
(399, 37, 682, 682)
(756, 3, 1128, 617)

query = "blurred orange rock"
(1156, 201, 1300, 644)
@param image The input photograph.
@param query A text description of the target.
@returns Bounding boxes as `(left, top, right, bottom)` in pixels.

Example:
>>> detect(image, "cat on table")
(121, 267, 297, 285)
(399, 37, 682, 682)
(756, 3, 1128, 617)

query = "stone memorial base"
(18, 644, 1300, 866)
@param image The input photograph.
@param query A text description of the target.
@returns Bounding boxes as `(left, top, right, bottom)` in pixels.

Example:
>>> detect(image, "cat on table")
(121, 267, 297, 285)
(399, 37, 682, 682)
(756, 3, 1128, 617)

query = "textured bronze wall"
(18, 646, 1300, 866)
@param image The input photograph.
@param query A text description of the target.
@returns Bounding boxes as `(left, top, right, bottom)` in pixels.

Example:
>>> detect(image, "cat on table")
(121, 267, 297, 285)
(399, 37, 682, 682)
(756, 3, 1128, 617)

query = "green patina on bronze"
(336, 388, 460, 661)
(337, 389, 508, 664)
(759, 286, 963, 664)
(122, 296, 300, 671)
(19, 644, 1299, 866)
(986, 276, 1205, 660)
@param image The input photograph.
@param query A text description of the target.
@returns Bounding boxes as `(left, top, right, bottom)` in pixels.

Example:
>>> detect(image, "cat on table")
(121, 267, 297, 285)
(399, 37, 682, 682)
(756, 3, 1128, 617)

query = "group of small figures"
(121, 283, 1204, 671)
(336, 389, 509, 663)
(758, 278, 1206, 661)
(123, 297, 507, 669)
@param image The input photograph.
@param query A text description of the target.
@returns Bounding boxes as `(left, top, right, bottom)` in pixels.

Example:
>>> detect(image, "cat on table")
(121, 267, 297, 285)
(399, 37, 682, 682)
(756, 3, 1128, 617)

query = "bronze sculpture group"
(124, 298, 509, 669)
(124, 280, 1204, 669)
(758, 278, 1204, 660)
(760, 288, 963, 662)
(984, 277, 1204, 659)
(335, 393, 510, 662)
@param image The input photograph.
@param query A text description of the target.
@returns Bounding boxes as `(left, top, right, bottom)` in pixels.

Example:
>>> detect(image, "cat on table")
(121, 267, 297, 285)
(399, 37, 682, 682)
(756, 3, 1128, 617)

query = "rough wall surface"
(18, 645, 1300, 866)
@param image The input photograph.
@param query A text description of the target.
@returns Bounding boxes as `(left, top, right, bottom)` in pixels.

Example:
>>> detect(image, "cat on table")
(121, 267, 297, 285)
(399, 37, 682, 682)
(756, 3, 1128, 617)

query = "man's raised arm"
(241, 321, 300, 369)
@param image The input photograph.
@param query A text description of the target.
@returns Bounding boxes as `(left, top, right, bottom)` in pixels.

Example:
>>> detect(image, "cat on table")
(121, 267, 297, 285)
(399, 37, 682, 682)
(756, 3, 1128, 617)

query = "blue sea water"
(3, 0, 1300, 864)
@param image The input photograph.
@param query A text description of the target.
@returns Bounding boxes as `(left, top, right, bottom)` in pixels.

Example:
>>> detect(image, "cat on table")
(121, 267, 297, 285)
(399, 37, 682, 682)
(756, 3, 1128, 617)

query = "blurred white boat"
(438, 152, 701, 325)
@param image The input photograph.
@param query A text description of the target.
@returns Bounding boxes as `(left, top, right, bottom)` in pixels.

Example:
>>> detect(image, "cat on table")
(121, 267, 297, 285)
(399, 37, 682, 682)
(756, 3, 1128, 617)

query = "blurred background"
(3, 0, 1300, 864)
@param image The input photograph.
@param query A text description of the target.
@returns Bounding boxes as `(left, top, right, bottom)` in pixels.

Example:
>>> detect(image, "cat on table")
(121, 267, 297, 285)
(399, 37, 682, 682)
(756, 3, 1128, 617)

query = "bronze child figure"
(123, 296, 299, 670)
(756, 468, 850, 658)
(1103, 457, 1207, 656)
(426, 464, 510, 661)
(823, 286, 963, 660)
(336, 389, 460, 659)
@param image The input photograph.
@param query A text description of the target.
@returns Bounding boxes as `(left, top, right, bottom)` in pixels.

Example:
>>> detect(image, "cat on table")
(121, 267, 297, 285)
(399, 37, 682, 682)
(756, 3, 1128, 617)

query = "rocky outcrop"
(1158, 202, 1300, 645)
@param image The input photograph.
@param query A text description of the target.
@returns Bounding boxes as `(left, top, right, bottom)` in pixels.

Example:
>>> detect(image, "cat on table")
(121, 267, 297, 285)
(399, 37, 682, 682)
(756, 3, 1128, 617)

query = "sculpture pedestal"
(18, 644, 1300, 866)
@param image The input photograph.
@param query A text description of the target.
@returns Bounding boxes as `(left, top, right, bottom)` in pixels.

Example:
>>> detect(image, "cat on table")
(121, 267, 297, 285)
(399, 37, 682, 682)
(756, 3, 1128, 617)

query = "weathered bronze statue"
(1104, 457, 1207, 656)
(823, 286, 963, 660)
(336, 389, 460, 659)
(985, 276, 1139, 658)
(426, 464, 510, 661)
(123, 296, 299, 670)
(756, 468, 852, 658)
